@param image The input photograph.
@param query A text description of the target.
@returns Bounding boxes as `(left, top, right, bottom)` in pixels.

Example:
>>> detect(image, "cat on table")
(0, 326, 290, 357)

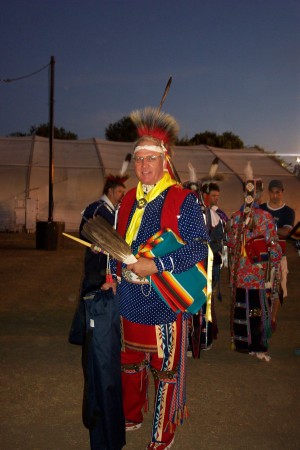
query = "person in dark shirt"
(202, 181, 229, 226)
(70, 174, 128, 450)
(199, 182, 225, 350)
(260, 179, 295, 238)
(260, 179, 295, 329)
(79, 176, 127, 295)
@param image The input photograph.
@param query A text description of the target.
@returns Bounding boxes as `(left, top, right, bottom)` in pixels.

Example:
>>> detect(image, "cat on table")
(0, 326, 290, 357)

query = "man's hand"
(101, 282, 117, 294)
(277, 226, 290, 238)
(127, 257, 158, 278)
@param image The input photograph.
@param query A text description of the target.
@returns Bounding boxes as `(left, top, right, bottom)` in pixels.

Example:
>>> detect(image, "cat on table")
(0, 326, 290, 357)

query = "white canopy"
(0, 136, 298, 231)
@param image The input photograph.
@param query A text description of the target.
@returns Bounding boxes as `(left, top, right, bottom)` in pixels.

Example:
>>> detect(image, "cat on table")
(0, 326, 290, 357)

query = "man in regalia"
(227, 165, 282, 362)
(106, 107, 209, 449)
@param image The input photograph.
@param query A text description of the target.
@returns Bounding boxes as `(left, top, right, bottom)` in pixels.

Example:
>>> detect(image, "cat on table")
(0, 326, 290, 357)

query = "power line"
(0, 61, 50, 83)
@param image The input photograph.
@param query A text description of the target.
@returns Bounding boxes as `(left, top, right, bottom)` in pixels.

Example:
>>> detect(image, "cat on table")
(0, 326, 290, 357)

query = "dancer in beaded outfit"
(103, 107, 209, 449)
(227, 163, 282, 362)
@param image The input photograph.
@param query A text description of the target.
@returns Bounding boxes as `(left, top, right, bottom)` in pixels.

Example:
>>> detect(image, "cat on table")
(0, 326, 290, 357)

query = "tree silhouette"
(190, 131, 219, 146)
(9, 123, 77, 140)
(218, 131, 244, 149)
(190, 130, 244, 148)
(105, 116, 137, 142)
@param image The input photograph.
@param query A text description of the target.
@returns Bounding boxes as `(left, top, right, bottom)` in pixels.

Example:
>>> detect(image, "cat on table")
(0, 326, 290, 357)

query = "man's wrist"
(153, 256, 175, 273)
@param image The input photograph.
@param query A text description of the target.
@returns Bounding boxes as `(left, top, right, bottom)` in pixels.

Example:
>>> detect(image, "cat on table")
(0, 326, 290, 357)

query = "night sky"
(1, 0, 299, 164)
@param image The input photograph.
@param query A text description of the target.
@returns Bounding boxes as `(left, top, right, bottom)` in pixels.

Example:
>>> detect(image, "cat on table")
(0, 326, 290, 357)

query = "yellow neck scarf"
(125, 172, 177, 245)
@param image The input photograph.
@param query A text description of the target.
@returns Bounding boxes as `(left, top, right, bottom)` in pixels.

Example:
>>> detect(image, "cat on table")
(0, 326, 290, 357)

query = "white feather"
(120, 153, 132, 176)
(188, 162, 197, 183)
(244, 161, 253, 180)
(208, 157, 219, 179)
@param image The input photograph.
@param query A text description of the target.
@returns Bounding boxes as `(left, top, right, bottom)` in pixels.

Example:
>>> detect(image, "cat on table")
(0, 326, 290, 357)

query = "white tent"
(0, 136, 299, 232)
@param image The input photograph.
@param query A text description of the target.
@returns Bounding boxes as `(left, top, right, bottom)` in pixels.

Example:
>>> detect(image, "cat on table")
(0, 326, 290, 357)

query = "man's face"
(208, 190, 220, 207)
(133, 146, 165, 185)
(110, 186, 125, 205)
(269, 187, 284, 206)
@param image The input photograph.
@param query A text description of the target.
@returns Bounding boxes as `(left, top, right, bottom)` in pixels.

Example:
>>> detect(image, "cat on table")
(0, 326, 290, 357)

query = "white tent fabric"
(0, 136, 299, 232)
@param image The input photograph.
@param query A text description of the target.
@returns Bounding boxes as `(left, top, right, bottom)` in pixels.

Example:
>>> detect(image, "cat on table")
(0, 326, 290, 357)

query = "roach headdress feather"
(182, 162, 205, 207)
(120, 153, 132, 177)
(105, 153, 132, 185)
(201, 157, 220, 186)
(208, 157, 219, 179)
(184, 162, 201, 192)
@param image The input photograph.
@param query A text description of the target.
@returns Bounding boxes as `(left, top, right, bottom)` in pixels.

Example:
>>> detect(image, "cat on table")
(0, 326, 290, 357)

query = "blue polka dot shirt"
(113, 188, 209, 325)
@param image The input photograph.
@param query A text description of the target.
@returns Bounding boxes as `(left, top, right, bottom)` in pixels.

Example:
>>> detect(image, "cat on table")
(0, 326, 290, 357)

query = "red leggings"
(121, 316, 184, 444)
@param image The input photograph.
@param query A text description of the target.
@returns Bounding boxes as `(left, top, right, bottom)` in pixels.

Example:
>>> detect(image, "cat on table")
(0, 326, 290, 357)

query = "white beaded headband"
(133, 143, 167, 154)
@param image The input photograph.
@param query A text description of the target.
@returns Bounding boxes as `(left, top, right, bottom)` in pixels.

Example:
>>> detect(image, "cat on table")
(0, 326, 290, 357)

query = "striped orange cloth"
(138, 228, 207, 314)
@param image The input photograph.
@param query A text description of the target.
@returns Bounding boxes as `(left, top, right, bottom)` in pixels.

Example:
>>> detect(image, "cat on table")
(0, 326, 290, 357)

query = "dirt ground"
(0, 233, 299, 450)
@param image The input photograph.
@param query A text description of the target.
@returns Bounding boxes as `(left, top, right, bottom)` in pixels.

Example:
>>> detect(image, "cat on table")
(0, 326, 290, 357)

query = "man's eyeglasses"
(133, 155, 163, 164)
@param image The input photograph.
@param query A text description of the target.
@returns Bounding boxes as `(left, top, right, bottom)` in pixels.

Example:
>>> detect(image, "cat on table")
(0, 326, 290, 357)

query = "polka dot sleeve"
(153, 194, 209, 273)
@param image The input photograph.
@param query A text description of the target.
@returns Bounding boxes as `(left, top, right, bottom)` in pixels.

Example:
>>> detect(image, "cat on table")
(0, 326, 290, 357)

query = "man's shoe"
(125, 421, 142, 431)
(146, 435, 175, 449)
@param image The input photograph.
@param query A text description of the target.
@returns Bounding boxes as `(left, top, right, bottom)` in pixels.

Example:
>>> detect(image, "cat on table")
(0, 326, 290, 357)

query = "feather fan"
(82, 215, 137, 264)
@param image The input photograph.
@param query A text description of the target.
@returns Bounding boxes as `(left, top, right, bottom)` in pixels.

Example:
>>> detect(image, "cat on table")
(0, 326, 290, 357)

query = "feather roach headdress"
(130, 107, 181, 182)
(130, 107, 179, 152)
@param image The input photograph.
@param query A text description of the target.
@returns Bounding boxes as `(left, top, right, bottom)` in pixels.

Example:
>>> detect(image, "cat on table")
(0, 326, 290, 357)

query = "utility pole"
(48, 55, 55, 222)
(36, 55, 64, 250)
